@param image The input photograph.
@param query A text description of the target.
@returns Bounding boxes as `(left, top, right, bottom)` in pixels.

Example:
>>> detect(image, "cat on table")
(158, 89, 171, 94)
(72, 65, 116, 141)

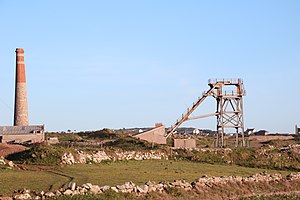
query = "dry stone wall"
(12, 172, 300, 199)
(61, 150, 167, 165)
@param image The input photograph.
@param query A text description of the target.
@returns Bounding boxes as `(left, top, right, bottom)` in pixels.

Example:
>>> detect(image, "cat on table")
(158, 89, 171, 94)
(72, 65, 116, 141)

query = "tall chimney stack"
(14, 48, 28, 126)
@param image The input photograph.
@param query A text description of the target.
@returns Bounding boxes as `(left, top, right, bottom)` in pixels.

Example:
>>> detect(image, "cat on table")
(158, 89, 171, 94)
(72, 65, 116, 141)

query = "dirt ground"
(0, 143, 27, 157)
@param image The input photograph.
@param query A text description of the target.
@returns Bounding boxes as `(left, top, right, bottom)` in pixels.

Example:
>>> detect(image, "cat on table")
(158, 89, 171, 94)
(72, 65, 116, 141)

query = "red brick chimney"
(14, 48, 28, 126)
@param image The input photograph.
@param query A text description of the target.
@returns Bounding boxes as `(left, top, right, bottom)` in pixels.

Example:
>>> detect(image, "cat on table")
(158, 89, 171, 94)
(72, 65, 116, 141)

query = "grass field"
(0, 160, 292, 195)
(0, 169, 70, 195)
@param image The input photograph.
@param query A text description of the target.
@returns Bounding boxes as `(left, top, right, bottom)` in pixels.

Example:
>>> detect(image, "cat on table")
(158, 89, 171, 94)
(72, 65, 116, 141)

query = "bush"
(6, 144, 73, 165)
(104, 136, 162, 151)
(77, 129, 119, 140)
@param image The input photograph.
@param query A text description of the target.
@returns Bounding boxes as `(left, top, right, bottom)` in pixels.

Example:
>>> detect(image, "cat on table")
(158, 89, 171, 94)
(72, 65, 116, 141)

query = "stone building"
(0, 125, 45, 143)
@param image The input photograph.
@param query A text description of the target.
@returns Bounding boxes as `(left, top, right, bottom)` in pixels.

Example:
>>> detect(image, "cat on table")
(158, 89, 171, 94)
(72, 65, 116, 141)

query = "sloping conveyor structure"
(166, 79, 246, 147)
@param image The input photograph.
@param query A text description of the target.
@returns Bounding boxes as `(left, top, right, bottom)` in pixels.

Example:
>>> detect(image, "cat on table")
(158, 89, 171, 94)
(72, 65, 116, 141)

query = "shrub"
(104, 136, 162, 151)
(6, 144, 73, 165)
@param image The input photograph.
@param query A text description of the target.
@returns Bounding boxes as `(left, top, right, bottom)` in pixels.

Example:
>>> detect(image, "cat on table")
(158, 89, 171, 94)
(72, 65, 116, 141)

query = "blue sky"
(0, 1, 299, 133)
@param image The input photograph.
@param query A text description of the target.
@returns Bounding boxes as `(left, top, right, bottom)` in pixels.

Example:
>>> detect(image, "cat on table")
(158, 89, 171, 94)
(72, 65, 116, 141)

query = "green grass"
(0, 160, 292, 196)
(60, 160, 290, 186)
(0, 169, 70, 195)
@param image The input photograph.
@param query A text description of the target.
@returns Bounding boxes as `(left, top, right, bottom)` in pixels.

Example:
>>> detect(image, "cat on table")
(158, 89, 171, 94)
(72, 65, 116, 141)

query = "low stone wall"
(192, 172, 282, 188)
(12, 172, 300, 199)
(114, 150, 167, 161)
(61, 150, 168, 165)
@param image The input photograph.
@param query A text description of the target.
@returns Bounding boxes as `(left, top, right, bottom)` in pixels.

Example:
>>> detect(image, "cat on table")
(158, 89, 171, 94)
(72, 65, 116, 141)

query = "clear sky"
(0, 1, 299, 133)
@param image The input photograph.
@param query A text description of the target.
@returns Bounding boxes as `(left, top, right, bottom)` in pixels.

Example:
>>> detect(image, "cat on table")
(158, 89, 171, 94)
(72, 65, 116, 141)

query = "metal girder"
(166, 78, 246, 148)
(165, 85, 216, 138)
(186, 113, 219, 121)
(216, 97, 245, 147)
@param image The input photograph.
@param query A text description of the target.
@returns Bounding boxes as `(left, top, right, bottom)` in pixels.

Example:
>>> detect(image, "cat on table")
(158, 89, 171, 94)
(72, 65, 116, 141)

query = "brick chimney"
(14, 48, 28, 126)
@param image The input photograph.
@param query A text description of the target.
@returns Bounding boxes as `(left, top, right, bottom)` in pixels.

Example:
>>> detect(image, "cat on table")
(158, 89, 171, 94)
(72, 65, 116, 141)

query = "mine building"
(0, 125, 45, 144)
(0, 48, 45, 144)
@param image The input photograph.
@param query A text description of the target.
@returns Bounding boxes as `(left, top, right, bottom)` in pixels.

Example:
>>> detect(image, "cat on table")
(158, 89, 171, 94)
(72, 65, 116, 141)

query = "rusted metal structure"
(166, 79, 246, 147)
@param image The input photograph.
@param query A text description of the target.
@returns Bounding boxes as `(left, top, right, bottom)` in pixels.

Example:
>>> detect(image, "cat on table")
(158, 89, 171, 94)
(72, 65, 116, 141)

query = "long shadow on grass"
(46, 170, 75, 190)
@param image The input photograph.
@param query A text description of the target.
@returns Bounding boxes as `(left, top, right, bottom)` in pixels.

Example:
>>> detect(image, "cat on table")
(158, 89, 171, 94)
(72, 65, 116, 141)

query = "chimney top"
(15, 48, 24, 53)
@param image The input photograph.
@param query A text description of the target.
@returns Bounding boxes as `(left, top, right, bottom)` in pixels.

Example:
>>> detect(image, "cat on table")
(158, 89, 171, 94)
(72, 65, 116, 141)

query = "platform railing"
(208, 78, 243, 85)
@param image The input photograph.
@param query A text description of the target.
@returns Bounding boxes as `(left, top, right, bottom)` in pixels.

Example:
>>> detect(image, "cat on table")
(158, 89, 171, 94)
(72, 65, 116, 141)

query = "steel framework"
(166, 78, 246, 147)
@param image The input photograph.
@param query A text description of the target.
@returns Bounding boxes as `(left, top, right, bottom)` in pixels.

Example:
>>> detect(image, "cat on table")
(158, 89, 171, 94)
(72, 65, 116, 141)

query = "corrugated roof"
(0, 125, 44, 135)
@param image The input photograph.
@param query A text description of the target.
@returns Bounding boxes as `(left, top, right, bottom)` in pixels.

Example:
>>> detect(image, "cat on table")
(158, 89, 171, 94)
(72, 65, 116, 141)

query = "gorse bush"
(6, 144, 73, 165)
(104, 136, 163, 151)
(77, 128, 119, 140)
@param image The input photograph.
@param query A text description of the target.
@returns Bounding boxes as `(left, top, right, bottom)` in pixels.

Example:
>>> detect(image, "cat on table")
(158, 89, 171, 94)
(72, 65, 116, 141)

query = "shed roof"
(0, 125, 44, 135)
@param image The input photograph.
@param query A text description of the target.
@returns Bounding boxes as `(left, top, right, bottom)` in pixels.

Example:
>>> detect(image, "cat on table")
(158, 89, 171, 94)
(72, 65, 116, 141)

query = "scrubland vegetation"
(1, 129, 300, 199)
